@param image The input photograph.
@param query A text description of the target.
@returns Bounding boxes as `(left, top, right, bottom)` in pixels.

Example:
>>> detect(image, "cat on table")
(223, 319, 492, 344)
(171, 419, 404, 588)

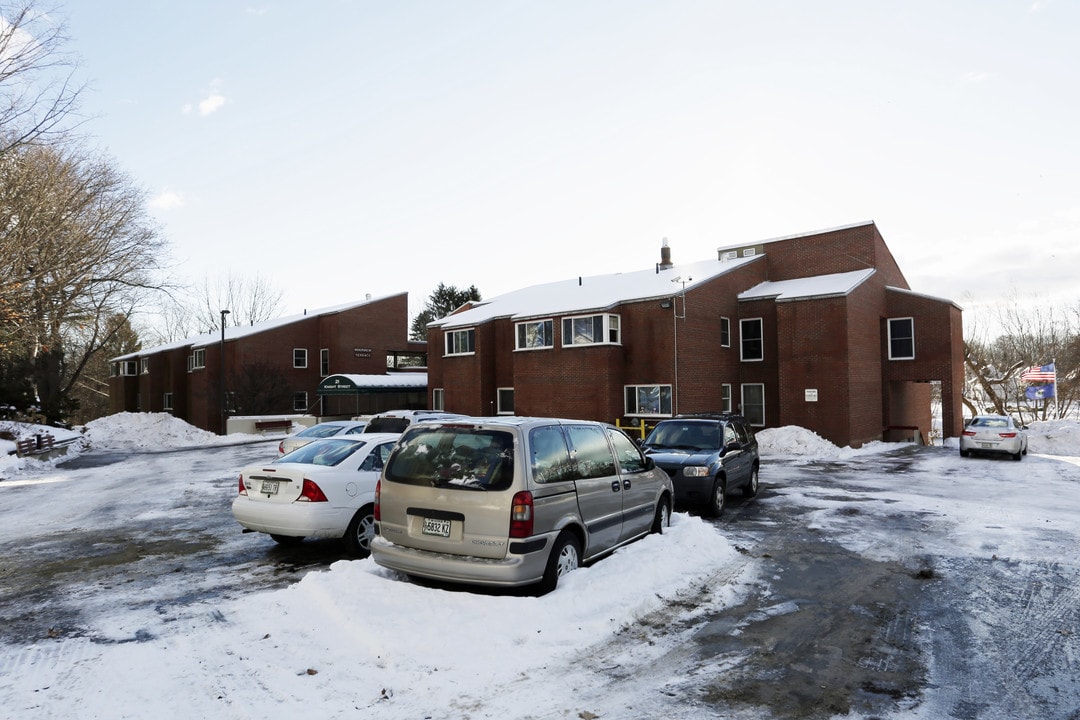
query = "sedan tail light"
(509, 491, 534, 538)
(297, 479, 329, 503)
(238, 474, 247, 495)
(962, 430, 976, 437)
(999, 432, 1018, 438)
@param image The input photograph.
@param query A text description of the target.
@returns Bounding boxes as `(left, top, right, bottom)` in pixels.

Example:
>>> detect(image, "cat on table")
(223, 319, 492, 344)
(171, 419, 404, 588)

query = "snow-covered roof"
(738, 268, 876, 302)
(112, 295, 399, 361)
(317, 373, 427, 394)
(435, 255, 762, 329)
(886, 285, 964, 310)
(719, 220, 876, 253)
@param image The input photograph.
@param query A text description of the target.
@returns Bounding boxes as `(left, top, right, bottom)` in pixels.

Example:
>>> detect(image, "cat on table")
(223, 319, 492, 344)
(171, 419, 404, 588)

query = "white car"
(277, 420, 369, 456)
(233, 433, 400, 556)
(959, 415, 1029, 461)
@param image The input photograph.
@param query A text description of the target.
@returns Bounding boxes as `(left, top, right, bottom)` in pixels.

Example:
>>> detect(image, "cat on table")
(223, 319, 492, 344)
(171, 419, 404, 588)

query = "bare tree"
(0, 143, 164, 421)
(0, 1, 86, 158)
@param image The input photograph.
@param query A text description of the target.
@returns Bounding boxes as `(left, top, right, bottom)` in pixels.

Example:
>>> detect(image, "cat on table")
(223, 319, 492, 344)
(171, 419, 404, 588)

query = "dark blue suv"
(641, 413, 760, 517)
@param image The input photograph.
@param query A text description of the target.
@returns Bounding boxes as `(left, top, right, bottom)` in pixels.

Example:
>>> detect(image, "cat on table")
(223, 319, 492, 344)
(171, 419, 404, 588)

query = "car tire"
(537, 531, 582, 595)
(344, 504, 376, 557)
(706, 477, 726, 518)
(1012, 450, 1023, 462)
(651, 497, 671, 534)
(959, 448, 969, 458)
(743, 465, 760, 498)
(270, 534, 304, 545)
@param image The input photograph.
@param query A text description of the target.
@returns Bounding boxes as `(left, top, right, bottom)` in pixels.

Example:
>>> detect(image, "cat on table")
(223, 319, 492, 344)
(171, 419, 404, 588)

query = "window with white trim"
(888, 317, 915, 360)
(140, 358, 149, 374)
(293, 348, 308, 368)
(720, 317, 731, 347)
(624, 384, 673, 416)
(432, 388, 445, 411)
(320, 348, 330, 376)
(741, 383, 765, 426)
(187, 348, 206, 371)
(119, 360, 138, 376)
(445, 328, 475, 356)
(721, 383, 732, 413)
(740, 318, 763, 361)
(515, 319, 554, 350)
(293, 391, 308, 412)
(562, 313, 620, 346)
(163, 392, 173, 411)
(497, 387, 515, 414)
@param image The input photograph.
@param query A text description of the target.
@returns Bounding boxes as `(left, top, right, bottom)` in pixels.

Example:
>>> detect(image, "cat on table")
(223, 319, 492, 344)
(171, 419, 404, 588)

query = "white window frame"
(741, 383, 765, 427)
(497, 387, 515, 415)
(888, 317, 915, 360)
(740, 318, 764, 362)
(293, 391, 308, 412)
(720, 317, 731, 348)
(515, 319, 554, 350)
(293, 348, 308, 369)
(432, 388, 445, 411)
(140, 358, 149, 375)
(163, 392, 173, 411)
(320, 348, 330, 376)
(721, 383, 732, 413)
(188, 348, 206, 371)
(624, 384, 673, 417)
(445, 328, 476, 356)
(561, 313, 621, 347)
(120, 360, 138, 376)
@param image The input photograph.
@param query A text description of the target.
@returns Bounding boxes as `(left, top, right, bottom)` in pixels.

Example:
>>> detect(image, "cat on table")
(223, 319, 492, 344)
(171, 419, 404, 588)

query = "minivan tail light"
(509, 491, 534, 538)
(374, 479, 381, 521)
(298, 479, 329, 503)
(238, 474, 247, 495)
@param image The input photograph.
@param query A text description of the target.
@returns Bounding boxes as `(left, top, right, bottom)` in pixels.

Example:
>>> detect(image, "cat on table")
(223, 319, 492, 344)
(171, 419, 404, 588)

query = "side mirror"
(643, 456, 655, 470)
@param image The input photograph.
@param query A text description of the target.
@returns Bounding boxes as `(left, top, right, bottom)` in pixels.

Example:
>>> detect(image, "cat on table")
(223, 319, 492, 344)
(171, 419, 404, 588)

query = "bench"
(16, 433, 55, 456)
(254, 419, 293, 433)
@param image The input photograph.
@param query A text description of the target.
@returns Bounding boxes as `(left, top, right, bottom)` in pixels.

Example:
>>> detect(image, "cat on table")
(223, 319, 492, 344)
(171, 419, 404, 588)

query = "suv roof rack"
(673, 412, 745, 421)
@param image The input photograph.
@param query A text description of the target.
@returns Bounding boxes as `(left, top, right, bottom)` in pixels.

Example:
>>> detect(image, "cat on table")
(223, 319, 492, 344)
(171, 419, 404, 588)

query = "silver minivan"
(371, 417, 673, 594)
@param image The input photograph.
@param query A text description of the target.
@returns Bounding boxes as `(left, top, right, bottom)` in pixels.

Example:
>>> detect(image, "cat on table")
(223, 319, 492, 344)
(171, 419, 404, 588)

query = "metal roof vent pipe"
(658, 237, 673, 271)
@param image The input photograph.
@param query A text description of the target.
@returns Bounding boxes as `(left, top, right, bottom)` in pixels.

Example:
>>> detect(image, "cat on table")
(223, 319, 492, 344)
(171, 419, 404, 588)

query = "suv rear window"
(365, 417, 412, 433)
(385, 427, 514, 490)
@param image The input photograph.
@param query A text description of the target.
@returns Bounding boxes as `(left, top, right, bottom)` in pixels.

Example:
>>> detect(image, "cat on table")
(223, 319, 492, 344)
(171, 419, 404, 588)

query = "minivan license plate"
(422, 517, 451, 537)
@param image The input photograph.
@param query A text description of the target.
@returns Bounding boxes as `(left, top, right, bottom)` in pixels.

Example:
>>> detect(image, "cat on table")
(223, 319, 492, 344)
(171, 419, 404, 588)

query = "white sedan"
(233, 433, 400, 556)
(277, 420, 369, 456)
(959, 415, 1029, 461)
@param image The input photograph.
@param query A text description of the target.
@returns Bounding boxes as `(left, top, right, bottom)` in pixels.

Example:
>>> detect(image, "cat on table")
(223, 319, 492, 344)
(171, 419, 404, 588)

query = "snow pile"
(81, 412, 251, 450)
(1027, 419, 1080, 456)
(757, 425, 898, 459)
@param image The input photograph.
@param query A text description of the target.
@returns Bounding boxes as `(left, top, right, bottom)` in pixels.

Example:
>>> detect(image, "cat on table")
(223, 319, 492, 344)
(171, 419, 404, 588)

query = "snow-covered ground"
(1, 413, 1078, 719)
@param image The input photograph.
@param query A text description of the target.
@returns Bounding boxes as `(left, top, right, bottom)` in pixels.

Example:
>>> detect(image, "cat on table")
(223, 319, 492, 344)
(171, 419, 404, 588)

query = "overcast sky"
(60, 1, 1079, 330)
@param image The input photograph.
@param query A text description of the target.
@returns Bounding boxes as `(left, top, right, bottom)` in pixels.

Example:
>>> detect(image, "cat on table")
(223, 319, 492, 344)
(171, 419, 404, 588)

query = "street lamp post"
(220, 309, 230, 434)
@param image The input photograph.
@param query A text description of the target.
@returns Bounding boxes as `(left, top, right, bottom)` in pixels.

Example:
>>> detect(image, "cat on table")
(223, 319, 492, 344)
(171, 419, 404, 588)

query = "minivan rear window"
(385, 428, 514, 490)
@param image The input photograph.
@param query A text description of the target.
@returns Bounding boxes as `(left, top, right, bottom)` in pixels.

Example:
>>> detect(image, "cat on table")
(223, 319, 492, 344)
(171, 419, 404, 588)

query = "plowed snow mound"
(82, 412, 221, 450)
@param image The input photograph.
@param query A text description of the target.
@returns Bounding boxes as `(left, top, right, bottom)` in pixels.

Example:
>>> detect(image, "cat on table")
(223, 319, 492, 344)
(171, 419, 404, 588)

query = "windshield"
(643, 421, 721, 452)
(385, 427, 514, 490)
(278, 438, 365, 466)
(295, 423, 347, 439)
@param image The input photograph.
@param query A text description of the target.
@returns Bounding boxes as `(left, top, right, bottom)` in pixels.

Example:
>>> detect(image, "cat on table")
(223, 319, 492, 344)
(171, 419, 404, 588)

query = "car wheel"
(537, 531, 582, 595)
(344, 504, 376, 557)
(706, 477, 726, 518)
(959, 448, 969, 458)
(743, 465, 760, 498)
(1012, 450, 1023, 461)
(651, 497, 671, 534)
(270, 534, 304, 545)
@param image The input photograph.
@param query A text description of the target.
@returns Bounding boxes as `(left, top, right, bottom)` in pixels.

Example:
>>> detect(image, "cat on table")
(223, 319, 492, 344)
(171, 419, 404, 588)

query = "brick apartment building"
(109, 293, 427, 434)
(426, 222, 964, 448)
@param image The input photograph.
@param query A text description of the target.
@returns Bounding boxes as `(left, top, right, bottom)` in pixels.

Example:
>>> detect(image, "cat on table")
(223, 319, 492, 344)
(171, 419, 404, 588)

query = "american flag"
(1020, 362, 1056, 383)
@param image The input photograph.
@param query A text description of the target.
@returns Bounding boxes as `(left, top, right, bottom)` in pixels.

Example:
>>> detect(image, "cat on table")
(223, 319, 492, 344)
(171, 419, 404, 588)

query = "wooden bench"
(16, 433, 55, 456)
(254, 419, 293, 433)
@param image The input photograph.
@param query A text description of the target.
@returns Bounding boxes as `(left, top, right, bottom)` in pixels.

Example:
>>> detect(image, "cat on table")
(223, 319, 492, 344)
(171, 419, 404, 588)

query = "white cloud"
(149, 189, 185, 210)
(198, 93, 226, 115)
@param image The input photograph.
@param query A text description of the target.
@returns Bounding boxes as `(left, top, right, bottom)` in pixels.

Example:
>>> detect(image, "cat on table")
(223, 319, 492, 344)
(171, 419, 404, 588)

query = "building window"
(515, 319, 554, 350)
(293, 348, 308, 368)
(888, 317, 915, 360)
(293, 391, 308, 412)
(432, 388, 444, 411)
(741, 383, 765, 426)
(119, 360, 138, 376)
(140, 358, 149, 374)
(445, 328, 475, 356)
(163, 392, 173, 411)
(320, 348, 330, 376)
(740, 318, 763, 362)
(624, 384, 673, 416)
(188, 348, 206, 371)
(562, 313, 620, 346)
(720, 317, 731, 348)
(721, 383, 732, 413)
(497, 387, 515, 415)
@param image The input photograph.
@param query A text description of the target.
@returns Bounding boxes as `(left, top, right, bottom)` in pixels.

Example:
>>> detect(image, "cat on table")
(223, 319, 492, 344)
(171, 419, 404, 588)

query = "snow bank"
(81, 412, 258, 451)
(756, 425, 899, 459)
